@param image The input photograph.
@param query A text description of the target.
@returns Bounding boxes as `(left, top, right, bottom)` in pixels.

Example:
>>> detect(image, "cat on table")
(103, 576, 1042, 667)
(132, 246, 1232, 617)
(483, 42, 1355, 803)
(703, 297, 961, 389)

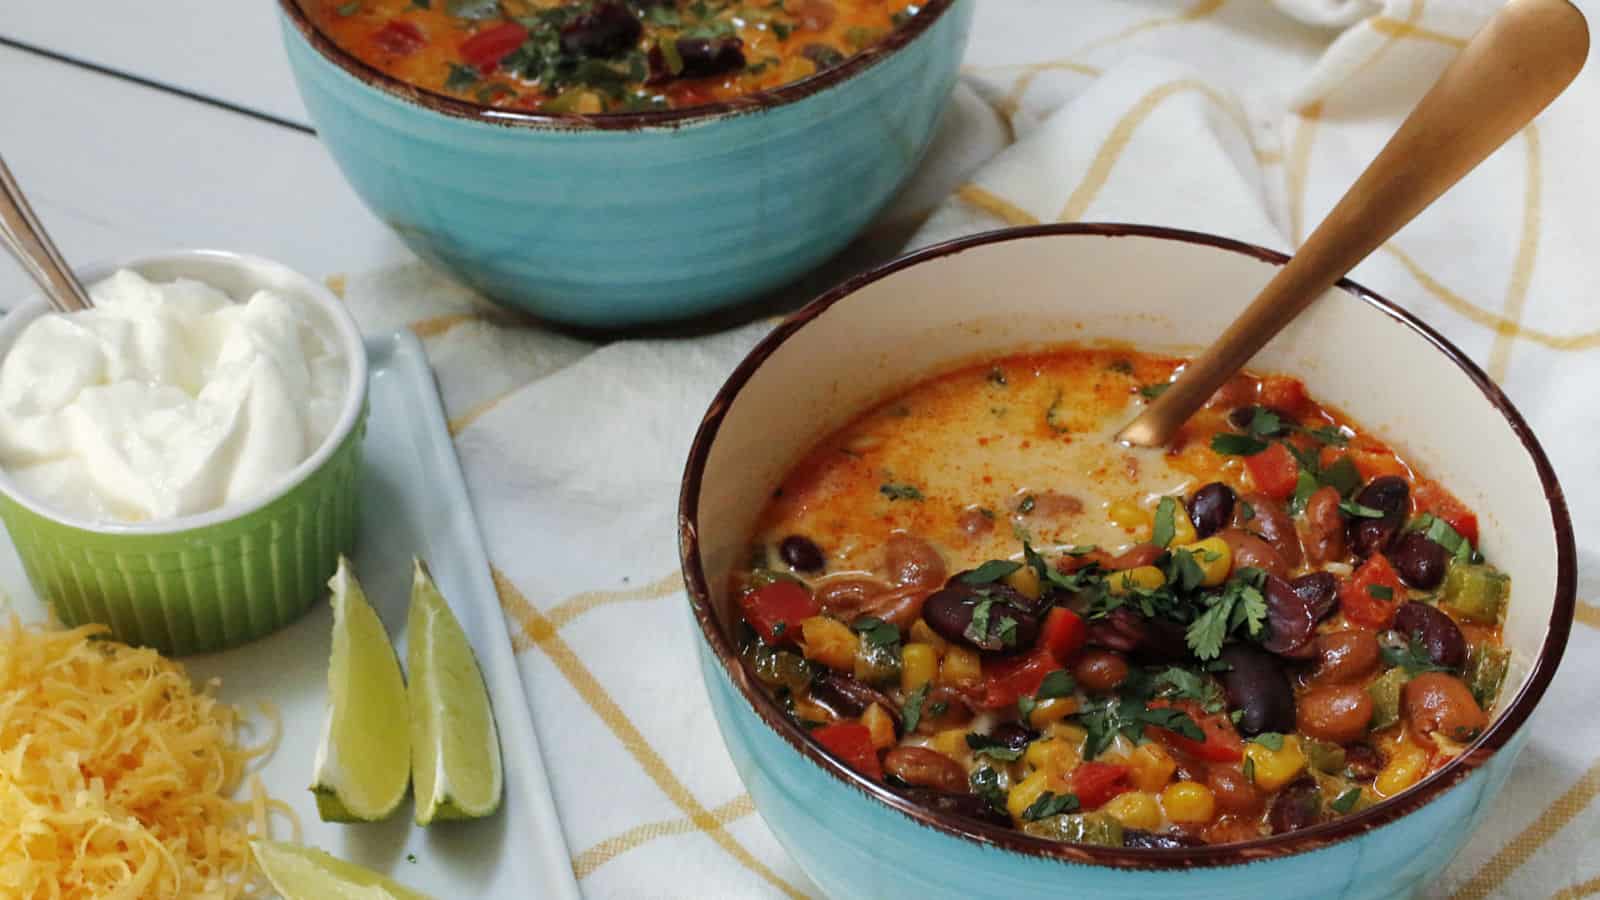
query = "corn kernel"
(1007, 769, 1061, 822)
(1160, 782, 1216, 824)
(909, 620, 949, 654)
(1023, 737, 1081, 777)
(1243, 736, 1308, 792)
(1125, 742, 1179, 793)
(1004, 565, 1042, 600)
(1026, 696, 1079, 730)
(1375, 740, 1429, 798)
(1046, 722, 1089, 751)
(798, 616, 858, 671)
(930, 728, 972, 762)
(1104, 791, 1163, 831)
(1108, 498, 1151, 532)
(901, 644, 937, 693)
(1170, 500, 1198, 545)
(861, 703, 896, 750)
(1177, 536, 1233, 587)
(1109, 565, 1166, 596)
(939, 645, 983, 687)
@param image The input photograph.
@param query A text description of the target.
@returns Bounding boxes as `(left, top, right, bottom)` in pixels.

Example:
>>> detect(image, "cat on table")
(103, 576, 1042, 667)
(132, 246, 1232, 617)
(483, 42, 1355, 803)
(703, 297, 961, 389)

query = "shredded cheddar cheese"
(0, 617, 284, 898)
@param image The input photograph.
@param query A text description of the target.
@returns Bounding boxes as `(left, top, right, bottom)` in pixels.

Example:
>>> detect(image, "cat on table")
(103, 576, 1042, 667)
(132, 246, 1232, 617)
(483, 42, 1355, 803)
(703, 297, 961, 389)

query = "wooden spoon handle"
(1118, 0, 1588, 447)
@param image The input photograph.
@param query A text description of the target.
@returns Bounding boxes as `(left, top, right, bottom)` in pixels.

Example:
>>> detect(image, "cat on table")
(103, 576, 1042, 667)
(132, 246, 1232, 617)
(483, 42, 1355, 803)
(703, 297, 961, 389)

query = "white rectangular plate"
(1, 330, 580, 900)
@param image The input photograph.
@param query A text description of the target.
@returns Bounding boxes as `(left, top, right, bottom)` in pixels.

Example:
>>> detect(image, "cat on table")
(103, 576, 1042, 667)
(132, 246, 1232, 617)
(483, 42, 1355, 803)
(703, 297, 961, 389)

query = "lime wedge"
(251, 840, 433, 900)
(311, 556, 411, 822)
(408, 558, 504, 824)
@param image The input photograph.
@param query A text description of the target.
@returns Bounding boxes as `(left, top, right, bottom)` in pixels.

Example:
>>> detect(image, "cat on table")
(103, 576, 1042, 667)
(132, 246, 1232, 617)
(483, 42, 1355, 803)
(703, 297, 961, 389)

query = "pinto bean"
(811, 671, 900, 730)
(1303, 486, 1347, 564)
(1297, 684, 1374, 744)
(813, 576, 889, 616)
(1403, 672, 1487, 742)
(1024, 491, 1085, 518)
(1389, 532, 1449, 589)
(1242, 493, 1303, 569)
(887, 533, 947, 590)
(861, 586, 929, 630)
(1350, 477, 1409, 557)
(1189, 483, 1236, 538)
(1218, 645, 1296, 737)
(1391, 602, 1467, 669)
(1312, 631, 1381, 684)
(884, 747, 968, 793)
(1072, 650, 1130, 693)
(1109, 543, 1164, 570)
(1208, 765, 1265, 816)
(1218, 528, 1287, 579)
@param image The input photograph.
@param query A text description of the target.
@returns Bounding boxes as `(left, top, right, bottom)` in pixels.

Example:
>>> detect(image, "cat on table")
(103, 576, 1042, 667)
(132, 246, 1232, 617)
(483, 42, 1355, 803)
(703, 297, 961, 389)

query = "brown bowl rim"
(677, 222, 1576, 869)
(277, 0, 959, 131)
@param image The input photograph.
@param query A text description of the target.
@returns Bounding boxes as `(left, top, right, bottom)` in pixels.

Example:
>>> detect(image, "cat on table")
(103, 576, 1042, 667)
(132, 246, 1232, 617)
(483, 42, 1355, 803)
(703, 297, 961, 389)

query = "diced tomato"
(1243, 442, 1299, 501)
(1413, 481, 1480, 546)
(1070, 762, 1133, 809)
(372, 20, 425, 56)
(1147, 699, 1244, 762)
(977, 649, 1059, 710)
(1341, 553, 1406, 629)
(460, 22, 528, 72)
(738, 581, 818, 645)
(1258, 375, 1310, 417)
(1040, 607, 1087, 665)
(1347, 441, 1410, 482)
(811, 723, 882, 780)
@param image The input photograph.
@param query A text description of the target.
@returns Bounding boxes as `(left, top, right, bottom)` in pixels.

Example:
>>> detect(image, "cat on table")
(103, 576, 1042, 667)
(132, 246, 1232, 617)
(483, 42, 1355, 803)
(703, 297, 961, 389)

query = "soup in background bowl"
(679, 225, 1574, 899)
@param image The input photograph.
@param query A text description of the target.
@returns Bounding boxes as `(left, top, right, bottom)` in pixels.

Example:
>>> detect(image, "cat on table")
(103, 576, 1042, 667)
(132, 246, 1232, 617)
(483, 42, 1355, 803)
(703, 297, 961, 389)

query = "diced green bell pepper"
(1465, 643, 1512, 709)
(1440, 563, 1509, 624)
(853, 640, 902, 687)
(1367, 667, 1410, 731)
(1302, 738, 1348, 774)
(749, 645, 813, 694)
(1022, 811, 1125, 847)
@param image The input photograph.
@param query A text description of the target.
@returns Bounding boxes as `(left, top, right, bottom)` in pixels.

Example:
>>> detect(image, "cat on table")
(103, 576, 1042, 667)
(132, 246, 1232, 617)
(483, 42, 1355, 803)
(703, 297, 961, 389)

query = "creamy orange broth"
(303, 0, 921, 113)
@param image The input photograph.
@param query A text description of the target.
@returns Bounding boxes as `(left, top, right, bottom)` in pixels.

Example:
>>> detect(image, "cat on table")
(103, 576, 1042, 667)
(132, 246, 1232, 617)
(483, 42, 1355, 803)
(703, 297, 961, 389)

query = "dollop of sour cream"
(0, 270, 348, 523)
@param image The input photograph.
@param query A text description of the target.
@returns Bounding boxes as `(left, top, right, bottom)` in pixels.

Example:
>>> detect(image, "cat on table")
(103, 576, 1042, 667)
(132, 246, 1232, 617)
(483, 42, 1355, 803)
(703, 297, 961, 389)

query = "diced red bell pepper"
(1040, 607, 1087, 665)
(1070, 761, 1133, 809)
(1257, 375, 1310, 417)
(976, 649, 1060, 710)
(1243, 441, 1300, 501)
(738, 581, 818, 645)
(1413, 481, 1480, 546)
(372, 20, 425, 56)
(1147, 699, 1244, 763)
(811, 723, 882, 780)
(1341, 553, 1406, 629)
(460, 22, 529, 72)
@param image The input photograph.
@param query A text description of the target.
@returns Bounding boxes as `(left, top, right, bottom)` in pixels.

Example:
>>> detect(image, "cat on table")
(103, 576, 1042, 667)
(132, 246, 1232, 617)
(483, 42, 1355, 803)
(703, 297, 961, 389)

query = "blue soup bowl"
(277, 0, 972, 328)
(679, 225, 1575, 899)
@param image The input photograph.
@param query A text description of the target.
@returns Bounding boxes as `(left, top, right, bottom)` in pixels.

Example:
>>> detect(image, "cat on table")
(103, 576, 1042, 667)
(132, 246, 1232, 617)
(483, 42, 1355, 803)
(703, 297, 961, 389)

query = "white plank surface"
(0, 43, 412, 308)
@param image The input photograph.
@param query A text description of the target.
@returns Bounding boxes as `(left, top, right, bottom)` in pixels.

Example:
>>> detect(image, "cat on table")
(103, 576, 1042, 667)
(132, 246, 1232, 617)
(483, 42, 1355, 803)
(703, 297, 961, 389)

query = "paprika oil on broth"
(302, 0, 923, 114)
(732, 347, 1511, 848)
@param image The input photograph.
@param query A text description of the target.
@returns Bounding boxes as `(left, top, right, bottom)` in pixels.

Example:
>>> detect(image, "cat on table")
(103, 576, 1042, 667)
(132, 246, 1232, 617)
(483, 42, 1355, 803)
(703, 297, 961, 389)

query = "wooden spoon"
(1117, 0, 1588, 448)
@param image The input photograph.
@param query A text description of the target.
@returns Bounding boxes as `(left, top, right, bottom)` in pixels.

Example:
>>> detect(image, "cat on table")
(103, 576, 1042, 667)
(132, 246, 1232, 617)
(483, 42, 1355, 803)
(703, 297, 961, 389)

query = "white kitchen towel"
(335, 1, 1600, 897)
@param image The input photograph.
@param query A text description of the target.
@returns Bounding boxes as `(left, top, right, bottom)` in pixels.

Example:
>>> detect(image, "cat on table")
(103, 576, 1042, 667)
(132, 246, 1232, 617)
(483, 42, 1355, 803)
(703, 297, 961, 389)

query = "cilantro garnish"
(1152, 667, 1225, 714)
(1022, 791, 1081, 821)
(1382, 636, 1449, 675)
(1409, 513, 1475, 562)
(1075, 695, 1202, 759)
(851, 616, 900, 648)
(1161, 548, 1206, 593)
(1246, 408, 1284, 437)
(1185, 569, 1268, 660)
(1251, 732, 1286, 751)
(1139, 383, 1171, 400)
(1331, 787, 1363, 814)
(1045, 389, 1070, 433)
(901, 683, 928, 733)
(1211, 433, 1269, 456)
(444, 62, 481, 92)
(1367, 584, 1394, 601)
(1018, 494, 1036, 514)
(970, 766, 1006, 811)
(880, 482, 924, 502)
(959, 560, 1024, 585)
(1152, 496, 1178, 548)
(966, 732, 1024, 762)
(964, 598, 996, 647)
(1340, 500, 1387, 519)
(1242, 755, 1256, 783)
(1303, 425, 1350, 446)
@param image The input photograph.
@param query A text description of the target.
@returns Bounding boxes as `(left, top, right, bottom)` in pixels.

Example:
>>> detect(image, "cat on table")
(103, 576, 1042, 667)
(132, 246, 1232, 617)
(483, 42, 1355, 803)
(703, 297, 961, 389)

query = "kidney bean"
(1219, 528, 1287, 579)
(813, 576, 888, 616)
(887, 533, 947, 591)
(1208, 765, 1265, 816)
(1137, 617, 1195, 665)
(1262, 575, 1318, 658)
(1391, 602, 1467, 669)
(1228, 405, 1297, 436)
(811, 671, 900, 731)
(1342, 743, 1383, 781)
(884, 747, 968, 793)
(1268, 778, 1325, 834)
(1087, 607, 1145, 654)
(1024, 491, 1085, 518)
(1312, 630, 1381, 684)
(560, 2, 642, 57)
(1218, 645, 1296, 736)
(1403, 672, 1487, 742)
(987, 721, 1039, 752)
(1297, 684, 1374, 744)
(1290, 572, 1340, 622)
(897, 787, 1011, 829)
(921, 585, 1038, 653)
(914, 687, 974, 734)
(1242, 493, 1303, 569)
(1072, 650, 1130, 693)
(1124, 829, 1206, 849)
(1388, 532, 1449, 589)
(779, 535, 825, 573)
(861, 586, 930, 631)
(1349, 476, 1410, 557)
(1108, 543, 1164, 570)
(1303, 486, 1347, 564)
(1189, 483, 1236, 538)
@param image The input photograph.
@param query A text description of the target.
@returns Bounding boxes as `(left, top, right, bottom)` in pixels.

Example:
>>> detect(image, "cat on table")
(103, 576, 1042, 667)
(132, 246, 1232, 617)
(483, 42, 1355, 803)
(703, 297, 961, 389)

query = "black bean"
(1268, 778, 1325, 834)
(922, 585, 1038, 654)
(1350, 476, 1410, 557)
(1123, 829, 1206, 849)
(1290, 572, 1341, 622)
(1262, 575, 1318, 658)
(560, 2, 643, 58)
(1228, 405, 1297, 436)
(987, 721, 1038, 752)
(778, 535, 825, 573)
(1218, 644, 1296, 736)
(896, 787, 1011, 829)
(1388, 531, 1449, 589)
(1086, 608, 1187, 663)
(675, 37, 746, 77)
(1391, 601, 1467, 669)
(810, 671, 900, 731)
(1189, 483, 1236, 539)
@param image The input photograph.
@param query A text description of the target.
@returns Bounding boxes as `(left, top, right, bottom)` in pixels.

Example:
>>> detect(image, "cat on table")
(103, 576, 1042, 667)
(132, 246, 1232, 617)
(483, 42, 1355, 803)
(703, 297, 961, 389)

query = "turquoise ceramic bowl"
(680, 226, 1575, 899)
(277, 0, 972, 329)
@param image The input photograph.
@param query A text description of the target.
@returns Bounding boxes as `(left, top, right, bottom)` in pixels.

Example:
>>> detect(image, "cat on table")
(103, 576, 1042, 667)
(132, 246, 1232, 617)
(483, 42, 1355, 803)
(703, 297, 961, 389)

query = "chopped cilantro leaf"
(971, 766, 1006, 810)
(1152, 496, 1177, 548)
(444, 62, 481, 92)
(997, 616, 1019, 647)
(336, 1, 362, 14)
(1251, 732, 1286, 751)
(1331, 787, 1363, 814)
(1304, 424, 1351, 446)
(1019, 494, 1036, 514)
(448, 0, 500, 18)
(1382, 636, 1448, 675)
(1340, 500, 1387, 519)
(964, 598, 996, 646)
(966, 732, 1023, 762)
(959, 559, 1024, 584)
(1367, 584, 1394, 601)
(1022, 791, 1081, 821)
(1211, 433, 1269, 456)
(1185, 571, 1267, 660)
(851, 616, 900, 648)
(1248, 408, 1284, 437)
(1036, 669, 1077, 701)
(1153, 667, 1225, 714)
(1411, 513, 1475, 561)
(1242, 755, 1256, 782)
(880, 482, 924, 501)
(1139, 382, 1171, 399)
(901, 683, 928, 733)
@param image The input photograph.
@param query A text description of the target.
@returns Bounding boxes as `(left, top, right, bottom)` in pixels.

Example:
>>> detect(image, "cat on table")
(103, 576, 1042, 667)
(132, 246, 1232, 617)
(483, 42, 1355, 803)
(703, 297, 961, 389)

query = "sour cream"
(0, 270, 348, 523)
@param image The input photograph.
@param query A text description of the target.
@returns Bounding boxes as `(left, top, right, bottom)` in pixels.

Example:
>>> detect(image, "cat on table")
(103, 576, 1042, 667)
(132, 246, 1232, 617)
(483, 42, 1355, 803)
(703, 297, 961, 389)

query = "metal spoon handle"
(1118, 0, 1588, 447)
(0, 154, 93, 313)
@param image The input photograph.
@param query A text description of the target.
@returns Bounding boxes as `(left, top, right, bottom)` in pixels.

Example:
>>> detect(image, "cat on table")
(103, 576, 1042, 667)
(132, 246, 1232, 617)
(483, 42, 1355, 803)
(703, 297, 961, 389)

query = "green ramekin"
(0, 251, 370, 655)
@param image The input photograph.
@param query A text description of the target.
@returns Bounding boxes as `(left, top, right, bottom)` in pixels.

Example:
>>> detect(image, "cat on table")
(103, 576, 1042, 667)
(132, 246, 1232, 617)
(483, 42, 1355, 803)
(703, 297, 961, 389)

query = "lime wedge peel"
(311, 556, 412, 823)
(408, 558, 504, 825)
(251, 839, 433, 900)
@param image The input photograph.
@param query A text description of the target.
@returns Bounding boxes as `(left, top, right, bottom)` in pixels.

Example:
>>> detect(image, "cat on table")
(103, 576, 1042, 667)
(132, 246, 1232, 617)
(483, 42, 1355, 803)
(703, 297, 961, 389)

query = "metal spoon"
(0, 154, 93, 313)
(1117, 0, 1588, 447)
